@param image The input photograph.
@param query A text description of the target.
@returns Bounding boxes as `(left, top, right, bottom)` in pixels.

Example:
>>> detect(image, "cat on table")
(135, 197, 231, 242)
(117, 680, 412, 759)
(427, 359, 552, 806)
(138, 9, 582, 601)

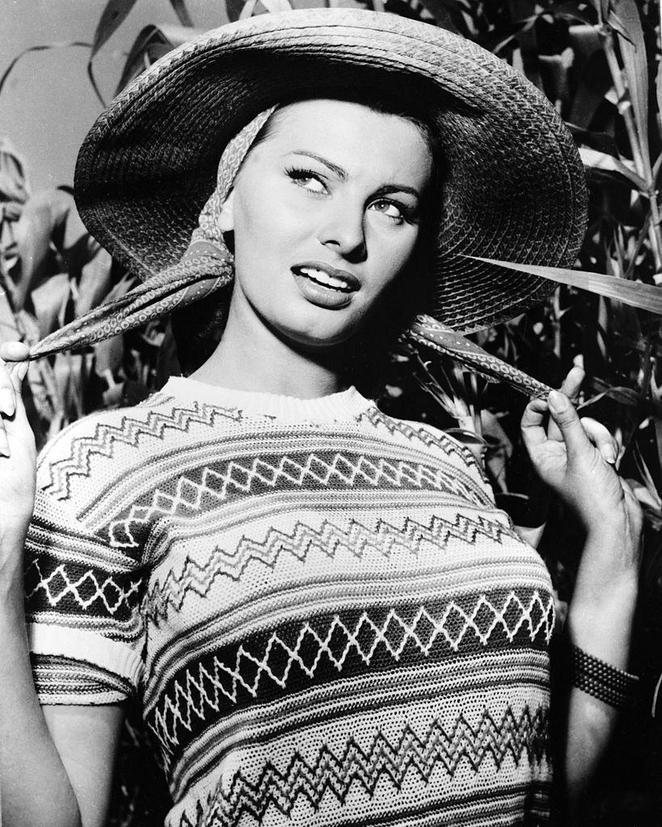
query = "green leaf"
(0, 41, 92, 98)
(115, 25, 172, 92)
(76, 248, 113, 318)
(0, 137, 29, 205)
(579, 146, 647, 190)
(115, 25, 201, 93)
(226, 0, 245, 23)
(656, 60, 662, 145)
(0, 288, 19, 343)
(255, 0, 293, 12)
(610, 0, 650, 172)
(168, 0, 194, 26)
(31, 273, 71, 338)
(579, 385, 641, 408)
(91, 0, 139, 58)
(12, 189, 79, 312)
(466, 256, 662, 314)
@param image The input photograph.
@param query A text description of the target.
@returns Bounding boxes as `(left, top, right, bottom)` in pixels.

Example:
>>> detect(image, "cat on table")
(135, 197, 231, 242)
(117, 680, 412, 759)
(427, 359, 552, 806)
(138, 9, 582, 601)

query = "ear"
(218, 190, 235, 233)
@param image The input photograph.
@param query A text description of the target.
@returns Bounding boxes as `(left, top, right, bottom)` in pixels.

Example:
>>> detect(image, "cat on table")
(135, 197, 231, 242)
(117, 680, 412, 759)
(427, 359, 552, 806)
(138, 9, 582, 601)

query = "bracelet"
(570, 644, 639, 709)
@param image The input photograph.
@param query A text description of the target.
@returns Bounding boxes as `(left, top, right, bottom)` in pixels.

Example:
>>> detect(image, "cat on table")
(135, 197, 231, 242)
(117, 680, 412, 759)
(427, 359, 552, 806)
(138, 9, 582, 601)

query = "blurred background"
(3, 0, 662, 824)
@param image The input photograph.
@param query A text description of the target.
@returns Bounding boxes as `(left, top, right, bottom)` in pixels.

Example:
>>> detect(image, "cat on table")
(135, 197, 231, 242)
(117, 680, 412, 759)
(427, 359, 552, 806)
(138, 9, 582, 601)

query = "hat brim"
(74, 8, 587, 332)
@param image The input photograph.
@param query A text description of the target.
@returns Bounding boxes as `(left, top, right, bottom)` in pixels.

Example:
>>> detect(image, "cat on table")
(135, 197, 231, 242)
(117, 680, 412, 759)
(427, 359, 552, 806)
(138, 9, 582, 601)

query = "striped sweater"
(25, 378, 555, 826)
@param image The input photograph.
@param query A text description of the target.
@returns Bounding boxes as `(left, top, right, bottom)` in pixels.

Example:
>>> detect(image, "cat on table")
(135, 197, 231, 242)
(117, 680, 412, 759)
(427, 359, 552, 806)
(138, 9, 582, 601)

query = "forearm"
(0, 555, 81, 827)
(561, 526, 639, 815)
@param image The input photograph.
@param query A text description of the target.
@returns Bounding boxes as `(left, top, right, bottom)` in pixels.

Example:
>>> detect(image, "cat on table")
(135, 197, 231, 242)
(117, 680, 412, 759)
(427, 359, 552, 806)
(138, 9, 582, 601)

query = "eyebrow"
(289, 151, 421, 199)
(290, 151, 347, 179)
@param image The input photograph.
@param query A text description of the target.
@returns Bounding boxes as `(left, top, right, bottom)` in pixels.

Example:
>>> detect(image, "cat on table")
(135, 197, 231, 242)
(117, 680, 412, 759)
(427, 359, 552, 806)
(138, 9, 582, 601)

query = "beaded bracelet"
(570, 645, 639, 709)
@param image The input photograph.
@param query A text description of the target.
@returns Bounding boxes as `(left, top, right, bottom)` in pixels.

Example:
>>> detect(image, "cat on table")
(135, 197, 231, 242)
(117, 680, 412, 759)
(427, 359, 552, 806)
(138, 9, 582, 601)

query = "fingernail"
(0, 388, 15, 417)
(602, 446, 617, 465)
(547, 390, 567, 413)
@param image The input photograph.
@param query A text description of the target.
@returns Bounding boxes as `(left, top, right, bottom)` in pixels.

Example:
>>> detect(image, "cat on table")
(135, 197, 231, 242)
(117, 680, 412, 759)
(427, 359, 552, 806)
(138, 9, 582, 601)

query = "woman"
(0, 9, 641, 827)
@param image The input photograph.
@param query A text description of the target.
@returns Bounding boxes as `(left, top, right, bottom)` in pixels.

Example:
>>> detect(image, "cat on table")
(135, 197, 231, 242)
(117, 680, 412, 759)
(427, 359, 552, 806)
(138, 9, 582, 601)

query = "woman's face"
(225, 99, 433, 349)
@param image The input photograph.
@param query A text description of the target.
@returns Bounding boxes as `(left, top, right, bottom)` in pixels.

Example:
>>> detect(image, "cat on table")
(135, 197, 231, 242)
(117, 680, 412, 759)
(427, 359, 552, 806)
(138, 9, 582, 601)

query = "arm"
(0, 344, 123, 827)
(1, 594, 124, 827)
(520, 373, 642, 817)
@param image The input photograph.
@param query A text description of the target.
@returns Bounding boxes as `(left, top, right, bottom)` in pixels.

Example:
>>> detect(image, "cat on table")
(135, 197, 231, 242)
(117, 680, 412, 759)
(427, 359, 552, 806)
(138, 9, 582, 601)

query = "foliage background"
(3, 0, 662, 823)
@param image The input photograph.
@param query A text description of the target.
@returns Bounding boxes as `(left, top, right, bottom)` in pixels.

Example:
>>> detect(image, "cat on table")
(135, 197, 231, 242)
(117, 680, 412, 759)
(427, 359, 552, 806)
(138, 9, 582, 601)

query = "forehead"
(251, 99, 433, 184)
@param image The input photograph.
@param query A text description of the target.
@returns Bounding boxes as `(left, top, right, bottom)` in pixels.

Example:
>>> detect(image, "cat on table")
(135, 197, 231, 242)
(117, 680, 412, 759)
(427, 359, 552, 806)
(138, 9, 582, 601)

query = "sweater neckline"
(163, 376, 374, 424)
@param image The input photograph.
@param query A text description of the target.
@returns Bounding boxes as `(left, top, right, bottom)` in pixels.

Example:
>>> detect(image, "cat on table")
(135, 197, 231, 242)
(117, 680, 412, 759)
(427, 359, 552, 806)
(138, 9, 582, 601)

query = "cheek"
(371, 226, 420, 290)
(232, 185, 305, 272)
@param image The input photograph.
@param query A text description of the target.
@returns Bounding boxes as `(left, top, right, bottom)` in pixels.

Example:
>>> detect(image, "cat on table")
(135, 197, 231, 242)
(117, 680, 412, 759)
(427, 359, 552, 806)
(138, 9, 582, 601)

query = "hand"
(520, 367, 642, 587)
(0, 342, 36, 578)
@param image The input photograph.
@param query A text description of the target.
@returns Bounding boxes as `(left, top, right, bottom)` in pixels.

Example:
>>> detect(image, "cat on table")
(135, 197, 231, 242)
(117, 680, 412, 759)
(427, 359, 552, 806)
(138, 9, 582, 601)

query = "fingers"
(0, 353, 29, 458)
(10, 359, 29, 391)
(559, 365, 584, 399)
(520, 396, 550, 449)
(546, 390, 593, 462)
(0, 341, 29, 362)
(579, 417, 618, 465)
(0, 360, 16, 419)
(548, 366, 584, 441)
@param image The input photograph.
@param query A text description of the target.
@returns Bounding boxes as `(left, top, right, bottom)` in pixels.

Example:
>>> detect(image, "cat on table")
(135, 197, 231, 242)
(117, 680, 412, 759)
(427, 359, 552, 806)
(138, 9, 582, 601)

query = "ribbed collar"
(163, 376, 374, 424)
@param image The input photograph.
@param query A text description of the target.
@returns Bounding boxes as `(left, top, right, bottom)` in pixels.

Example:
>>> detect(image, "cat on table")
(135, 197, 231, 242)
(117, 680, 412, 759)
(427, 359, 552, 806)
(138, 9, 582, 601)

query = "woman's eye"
(370, 199, 405, 222)
(286, 168, 327, 194)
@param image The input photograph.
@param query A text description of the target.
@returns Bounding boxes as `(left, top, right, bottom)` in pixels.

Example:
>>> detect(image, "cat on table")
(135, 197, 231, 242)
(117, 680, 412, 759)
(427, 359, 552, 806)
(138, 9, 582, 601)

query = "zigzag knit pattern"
(25, 379, 555, 825)
(206, 708, 550, 827)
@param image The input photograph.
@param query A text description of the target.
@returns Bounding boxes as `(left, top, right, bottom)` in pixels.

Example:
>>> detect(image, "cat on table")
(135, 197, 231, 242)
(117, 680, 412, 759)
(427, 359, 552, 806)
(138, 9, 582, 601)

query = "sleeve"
(24, 481, 146, 706)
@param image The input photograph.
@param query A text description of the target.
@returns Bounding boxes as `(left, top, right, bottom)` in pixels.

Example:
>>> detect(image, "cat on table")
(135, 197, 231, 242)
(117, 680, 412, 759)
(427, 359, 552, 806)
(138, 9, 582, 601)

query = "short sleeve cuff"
(28, 623, 143, 705)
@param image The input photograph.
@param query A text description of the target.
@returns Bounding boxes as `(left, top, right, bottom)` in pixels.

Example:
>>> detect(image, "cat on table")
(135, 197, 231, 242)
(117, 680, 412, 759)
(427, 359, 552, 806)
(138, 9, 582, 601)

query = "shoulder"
(359, 403, 486, 475)
(35, 385, 185, 506)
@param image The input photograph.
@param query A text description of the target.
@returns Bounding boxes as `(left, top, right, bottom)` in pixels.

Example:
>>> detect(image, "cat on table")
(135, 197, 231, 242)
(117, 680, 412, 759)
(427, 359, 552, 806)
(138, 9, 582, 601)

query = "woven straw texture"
(73, 8, 587, 334)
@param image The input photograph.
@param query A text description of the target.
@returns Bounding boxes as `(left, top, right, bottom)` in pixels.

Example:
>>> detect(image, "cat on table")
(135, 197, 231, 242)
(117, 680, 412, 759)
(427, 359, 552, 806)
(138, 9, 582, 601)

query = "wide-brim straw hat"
(73, 7, 587, 334)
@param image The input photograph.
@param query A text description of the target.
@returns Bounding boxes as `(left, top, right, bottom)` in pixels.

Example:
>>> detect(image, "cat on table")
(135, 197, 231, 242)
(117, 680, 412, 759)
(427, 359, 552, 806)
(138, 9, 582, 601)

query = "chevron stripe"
(144, 513, 519, 623)
(149, 593, 554, 757)
(42, 402, 245, 501)
(360, 406, 481, 469)
(187, 708, 549, 827)
(108, 451, 491, 548)
(25, 558, 143, 617)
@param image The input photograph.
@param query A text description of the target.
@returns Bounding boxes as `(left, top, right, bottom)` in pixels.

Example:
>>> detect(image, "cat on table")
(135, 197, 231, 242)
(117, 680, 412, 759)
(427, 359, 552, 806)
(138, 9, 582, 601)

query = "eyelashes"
(285, 166, 326, 193)
(284, 165, 417, 224)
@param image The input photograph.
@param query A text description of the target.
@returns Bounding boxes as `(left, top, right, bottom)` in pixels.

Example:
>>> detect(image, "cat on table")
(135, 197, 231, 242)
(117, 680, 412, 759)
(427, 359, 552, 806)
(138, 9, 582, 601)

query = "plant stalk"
(600, 24, 662, 271)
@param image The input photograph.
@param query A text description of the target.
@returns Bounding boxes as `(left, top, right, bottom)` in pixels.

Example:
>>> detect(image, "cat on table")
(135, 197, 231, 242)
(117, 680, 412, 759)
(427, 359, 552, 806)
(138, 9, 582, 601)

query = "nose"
(316, 202, 367, 263)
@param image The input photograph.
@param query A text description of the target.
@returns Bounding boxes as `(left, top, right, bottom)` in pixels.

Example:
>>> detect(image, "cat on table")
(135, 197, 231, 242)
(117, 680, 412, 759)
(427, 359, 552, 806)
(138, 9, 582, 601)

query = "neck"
(189, 294, 347, 399)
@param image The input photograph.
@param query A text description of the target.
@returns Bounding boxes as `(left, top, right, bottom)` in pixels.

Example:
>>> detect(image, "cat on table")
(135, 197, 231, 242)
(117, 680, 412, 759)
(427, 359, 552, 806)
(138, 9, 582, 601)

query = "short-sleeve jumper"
(25, 379, 555, 826)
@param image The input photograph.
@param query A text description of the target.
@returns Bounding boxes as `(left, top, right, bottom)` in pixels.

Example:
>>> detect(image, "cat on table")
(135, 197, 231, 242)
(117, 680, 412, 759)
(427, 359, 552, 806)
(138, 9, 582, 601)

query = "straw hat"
(73, 8, 587, 334)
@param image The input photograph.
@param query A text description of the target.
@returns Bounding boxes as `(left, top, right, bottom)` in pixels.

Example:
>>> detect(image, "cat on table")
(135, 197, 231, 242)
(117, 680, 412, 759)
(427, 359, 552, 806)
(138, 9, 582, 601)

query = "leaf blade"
(610, 0, 650, 171)
(91, 0, 139, 57)
(466, 256, 662, 314)
(168, 0, 194, 27)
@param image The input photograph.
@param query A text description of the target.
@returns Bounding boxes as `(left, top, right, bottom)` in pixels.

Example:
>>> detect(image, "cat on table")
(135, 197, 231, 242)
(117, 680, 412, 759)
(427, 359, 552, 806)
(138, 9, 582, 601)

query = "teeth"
(299, 267, 349, 291)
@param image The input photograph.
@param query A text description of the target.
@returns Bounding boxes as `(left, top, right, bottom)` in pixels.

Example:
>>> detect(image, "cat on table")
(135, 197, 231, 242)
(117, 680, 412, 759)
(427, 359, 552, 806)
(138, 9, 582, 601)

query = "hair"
(171, 88, 445, 392)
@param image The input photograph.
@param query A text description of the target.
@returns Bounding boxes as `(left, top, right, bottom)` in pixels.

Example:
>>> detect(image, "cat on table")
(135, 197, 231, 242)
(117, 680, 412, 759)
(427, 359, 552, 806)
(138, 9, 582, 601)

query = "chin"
(283, 328, 356, 353)
(268, 308, 365, 351)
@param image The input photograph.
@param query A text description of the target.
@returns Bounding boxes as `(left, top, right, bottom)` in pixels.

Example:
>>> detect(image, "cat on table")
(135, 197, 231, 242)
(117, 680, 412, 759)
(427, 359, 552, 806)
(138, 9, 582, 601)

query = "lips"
(291, 261, 359, 310)
(291, 262, 360, 293)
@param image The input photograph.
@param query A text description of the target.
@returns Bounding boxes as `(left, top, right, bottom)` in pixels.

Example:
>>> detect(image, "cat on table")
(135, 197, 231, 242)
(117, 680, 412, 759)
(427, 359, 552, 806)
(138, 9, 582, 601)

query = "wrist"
(569, 643, 639, 709)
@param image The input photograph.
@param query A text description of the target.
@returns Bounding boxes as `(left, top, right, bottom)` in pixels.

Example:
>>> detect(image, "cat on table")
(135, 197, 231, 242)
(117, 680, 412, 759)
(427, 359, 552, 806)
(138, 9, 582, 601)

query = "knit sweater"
(25, 378, 555, 827)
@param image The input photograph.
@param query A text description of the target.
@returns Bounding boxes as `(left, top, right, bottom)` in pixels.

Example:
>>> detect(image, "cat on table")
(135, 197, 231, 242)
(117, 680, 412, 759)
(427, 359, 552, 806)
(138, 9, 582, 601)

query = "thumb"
(547, 390, 591, 461)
